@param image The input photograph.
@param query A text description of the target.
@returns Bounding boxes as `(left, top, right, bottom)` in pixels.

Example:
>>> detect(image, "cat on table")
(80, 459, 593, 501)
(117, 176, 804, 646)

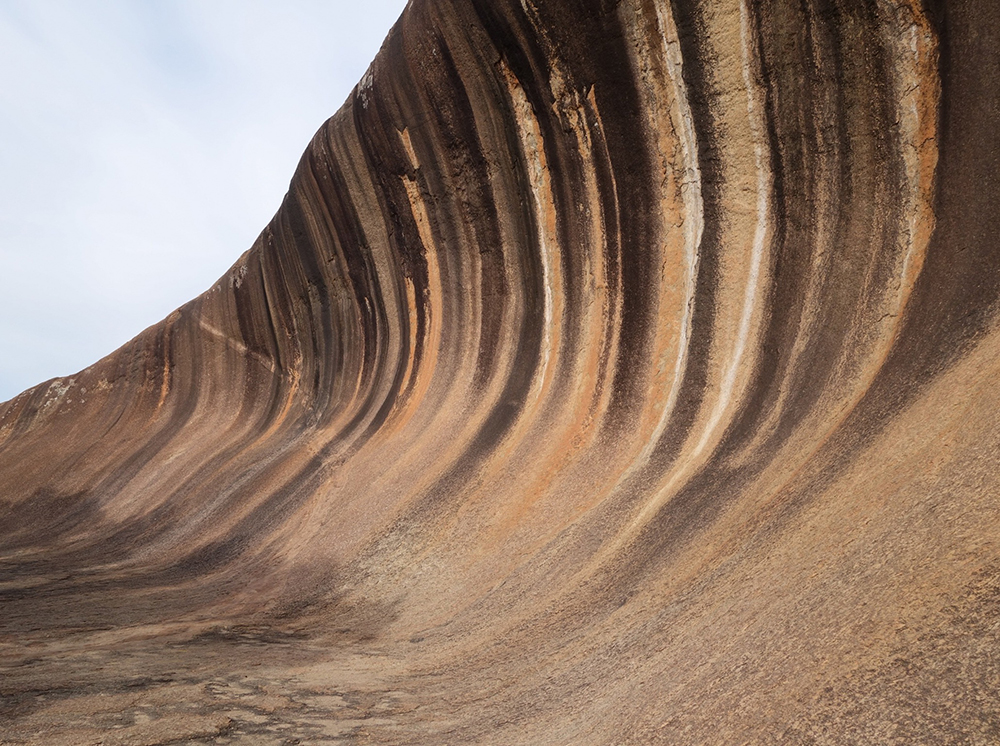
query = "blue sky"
(0, 0, 407, 402)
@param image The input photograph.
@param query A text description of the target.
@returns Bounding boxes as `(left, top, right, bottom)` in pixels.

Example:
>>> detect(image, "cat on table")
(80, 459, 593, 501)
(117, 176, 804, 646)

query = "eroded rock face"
(2, 0, 999, 743)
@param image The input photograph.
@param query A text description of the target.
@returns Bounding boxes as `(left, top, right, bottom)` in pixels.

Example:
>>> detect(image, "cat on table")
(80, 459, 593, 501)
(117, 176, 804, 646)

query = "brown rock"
(2, 0, 999, 743)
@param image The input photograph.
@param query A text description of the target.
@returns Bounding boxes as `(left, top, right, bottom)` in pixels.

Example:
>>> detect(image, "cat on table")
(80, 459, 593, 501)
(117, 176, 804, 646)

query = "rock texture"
(2, 0, 1000, 743)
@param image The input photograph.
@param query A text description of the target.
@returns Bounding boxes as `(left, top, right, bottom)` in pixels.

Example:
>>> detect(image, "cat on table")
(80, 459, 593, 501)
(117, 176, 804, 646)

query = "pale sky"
(0, 0, 408, 402)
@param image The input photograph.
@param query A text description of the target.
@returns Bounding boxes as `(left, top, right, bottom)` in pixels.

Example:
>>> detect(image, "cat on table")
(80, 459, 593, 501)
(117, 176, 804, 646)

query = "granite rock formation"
(2, 0, 1000, 743)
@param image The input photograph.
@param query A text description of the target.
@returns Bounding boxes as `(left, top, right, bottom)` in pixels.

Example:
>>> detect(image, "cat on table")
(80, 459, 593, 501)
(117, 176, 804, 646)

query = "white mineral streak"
(691, 0, 771, 458)
(610, 0, 774, 548)
(500, 59, 562, 416)
(639, 0, 704, 466)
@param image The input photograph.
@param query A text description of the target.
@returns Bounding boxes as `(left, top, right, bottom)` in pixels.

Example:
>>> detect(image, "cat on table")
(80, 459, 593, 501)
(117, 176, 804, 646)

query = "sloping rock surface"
(2, 0, 1000, 743)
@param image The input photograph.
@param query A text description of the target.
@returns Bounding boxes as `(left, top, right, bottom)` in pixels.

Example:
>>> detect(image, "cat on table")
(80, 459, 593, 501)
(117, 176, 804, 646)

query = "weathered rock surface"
(2, 0, 1000, 743)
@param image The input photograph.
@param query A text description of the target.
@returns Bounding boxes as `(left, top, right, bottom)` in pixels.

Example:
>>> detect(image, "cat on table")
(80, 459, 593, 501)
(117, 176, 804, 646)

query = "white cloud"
(0, 0, 407, 402)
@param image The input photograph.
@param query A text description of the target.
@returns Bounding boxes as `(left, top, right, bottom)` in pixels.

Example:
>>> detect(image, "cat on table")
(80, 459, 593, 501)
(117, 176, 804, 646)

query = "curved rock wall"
(2, 0, 1000, 743)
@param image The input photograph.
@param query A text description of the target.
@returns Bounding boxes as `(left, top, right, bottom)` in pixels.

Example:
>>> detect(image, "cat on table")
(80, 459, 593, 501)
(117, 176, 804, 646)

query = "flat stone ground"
(0, 623, 448, 745)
